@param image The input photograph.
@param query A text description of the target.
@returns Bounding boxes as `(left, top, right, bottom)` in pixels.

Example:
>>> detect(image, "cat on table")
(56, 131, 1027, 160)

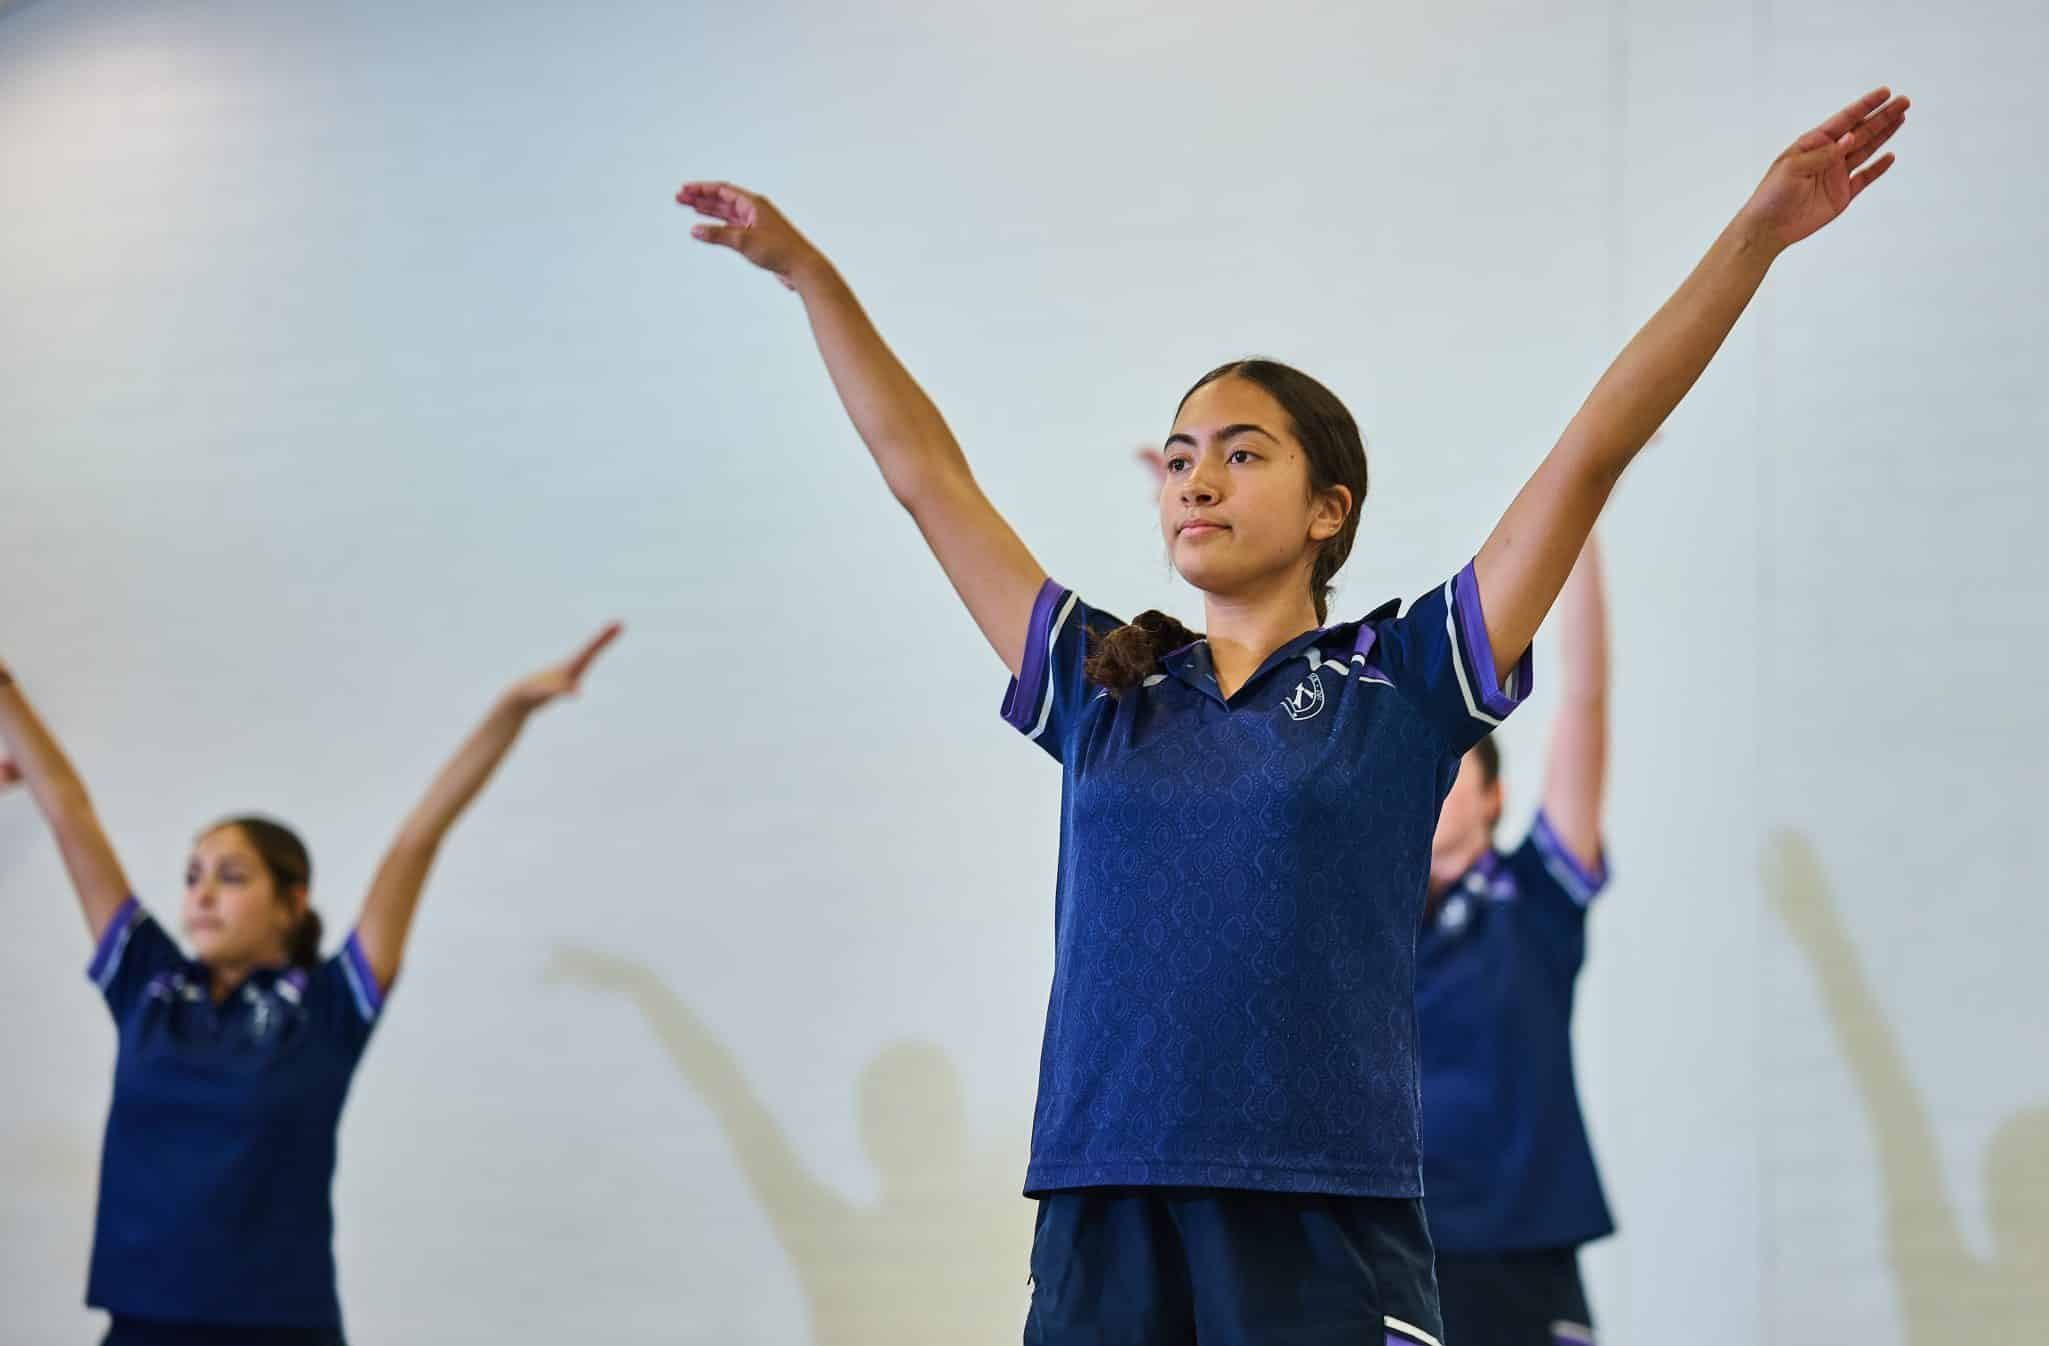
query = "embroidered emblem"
(1282, 669, 1327, 721)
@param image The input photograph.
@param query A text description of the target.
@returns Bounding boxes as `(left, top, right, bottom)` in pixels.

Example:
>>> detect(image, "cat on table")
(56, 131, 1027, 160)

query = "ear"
(1309, 483, 1353, 543)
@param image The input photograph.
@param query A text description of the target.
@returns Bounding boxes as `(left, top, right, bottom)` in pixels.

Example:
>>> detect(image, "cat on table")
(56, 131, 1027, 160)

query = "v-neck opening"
(1163, 626, 1329, 708)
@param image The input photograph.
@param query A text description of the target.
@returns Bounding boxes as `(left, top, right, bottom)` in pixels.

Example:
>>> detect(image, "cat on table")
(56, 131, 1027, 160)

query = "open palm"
(676, 181, 820, 289)
(1748, 87, 1908, 252)
(507, 622, 623, 712)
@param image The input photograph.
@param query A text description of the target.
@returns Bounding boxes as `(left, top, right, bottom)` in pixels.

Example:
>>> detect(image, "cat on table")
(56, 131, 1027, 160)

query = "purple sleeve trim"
(339, 931, 387, 1022)
(85, 896, 143, 989)
(1452, 561, 1534, 720)
(1000, 579, 1072, 734)
(1530, 810, 1609, 905)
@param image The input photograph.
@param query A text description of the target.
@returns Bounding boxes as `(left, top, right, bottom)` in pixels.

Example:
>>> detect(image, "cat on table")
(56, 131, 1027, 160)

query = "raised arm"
(1537, 535, 1608, 870)
(1472, 88, 1907, 676)
(352, 624, 620, 991)
(678, 182, 1048, 674)
(0, 662, 135, 940)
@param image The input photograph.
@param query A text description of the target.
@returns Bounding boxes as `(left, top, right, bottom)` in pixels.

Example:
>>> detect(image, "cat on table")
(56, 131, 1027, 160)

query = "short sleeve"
(999, 580, 1122, 763)
(307, 930, 389, 1057)
(1525, 810, 1610, 908)
(1357, 559, 1534, 755)
(86, 897, 187, 1021)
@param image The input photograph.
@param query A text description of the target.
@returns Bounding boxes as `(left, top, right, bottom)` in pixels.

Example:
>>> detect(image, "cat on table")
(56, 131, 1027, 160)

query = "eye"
(1165, 455, 1191, 474)
(1227, 448, 1258, 465)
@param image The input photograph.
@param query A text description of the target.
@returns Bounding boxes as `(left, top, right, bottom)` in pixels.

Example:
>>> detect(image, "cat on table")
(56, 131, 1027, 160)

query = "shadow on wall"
(544, 945, 1032, 1345)
(1766, 831, 2049, 1340)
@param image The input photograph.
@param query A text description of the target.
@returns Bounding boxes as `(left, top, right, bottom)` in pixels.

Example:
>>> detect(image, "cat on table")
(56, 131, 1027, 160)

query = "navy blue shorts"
(103, 1319, 346, 1346)
(1435, 1246, 1593, 1345)
(1024, 1188, 1443, 1345)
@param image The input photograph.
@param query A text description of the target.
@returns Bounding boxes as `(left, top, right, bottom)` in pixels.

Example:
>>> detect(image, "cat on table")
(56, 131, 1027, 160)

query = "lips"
(1177, 518, 1229, 536)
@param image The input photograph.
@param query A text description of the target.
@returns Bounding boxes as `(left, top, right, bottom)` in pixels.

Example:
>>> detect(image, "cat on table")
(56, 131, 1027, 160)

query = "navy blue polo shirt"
(1002, 560, 1532, 1197)
(1416, 813, 1615, 1251)
(83, 896, 386, 1330)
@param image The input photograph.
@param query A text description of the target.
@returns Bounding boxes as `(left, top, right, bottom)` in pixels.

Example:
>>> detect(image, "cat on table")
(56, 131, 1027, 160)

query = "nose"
(1178, 464, 1220, 508)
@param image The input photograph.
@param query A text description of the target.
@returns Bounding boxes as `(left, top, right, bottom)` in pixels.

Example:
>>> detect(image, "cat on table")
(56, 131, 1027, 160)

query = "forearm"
(790, 258, 975, 509)
(1476, 217, 1776, 673)
(1555, 539, 1609, 703)
(1564, 216, 1776, 481)
(394, 692, 535, 849)
(0, 670, 133, 934)
(1538, 539, 1609, 857)
(0, 673, 90, 808)
(353, 692, 532, 982)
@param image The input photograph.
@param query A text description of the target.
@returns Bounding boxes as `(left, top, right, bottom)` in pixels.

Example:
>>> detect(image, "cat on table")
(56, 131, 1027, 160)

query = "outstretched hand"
(506, 623, 623, 713)
(677, 181, 823, 291)
(1743, 87, 1908, 254)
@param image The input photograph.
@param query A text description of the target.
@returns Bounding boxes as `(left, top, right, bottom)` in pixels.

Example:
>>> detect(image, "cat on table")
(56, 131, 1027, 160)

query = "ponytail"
(1084, 610, 1204, 697)
(285, 906, 325, 969)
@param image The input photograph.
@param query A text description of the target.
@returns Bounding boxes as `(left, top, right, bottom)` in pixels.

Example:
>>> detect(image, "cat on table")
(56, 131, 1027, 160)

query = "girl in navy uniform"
(1418, 536, 1614, 1346)
(0, 623, 619, 1346)
(676, 85, 1903, 1345)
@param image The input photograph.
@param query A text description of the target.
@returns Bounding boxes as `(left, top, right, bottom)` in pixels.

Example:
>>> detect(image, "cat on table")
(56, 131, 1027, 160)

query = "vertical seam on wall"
(1603, 0, 1628, 1329)
(1752, 0, 1776, 1339)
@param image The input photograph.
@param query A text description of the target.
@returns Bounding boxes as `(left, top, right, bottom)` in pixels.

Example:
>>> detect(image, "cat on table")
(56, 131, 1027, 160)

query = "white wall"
(2, 1, 2042, 1342)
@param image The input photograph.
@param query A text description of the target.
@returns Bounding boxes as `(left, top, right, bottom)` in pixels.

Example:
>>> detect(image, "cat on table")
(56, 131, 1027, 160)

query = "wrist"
(786, 249, 839, 299)
(1724, 207, 1787, 269)
(495, 687, 540, 719)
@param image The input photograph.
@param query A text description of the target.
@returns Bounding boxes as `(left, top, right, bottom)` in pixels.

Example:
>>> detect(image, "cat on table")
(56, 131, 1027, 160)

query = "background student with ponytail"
(0, 623, 618, 1346)
(677, 84, 1903, 1344)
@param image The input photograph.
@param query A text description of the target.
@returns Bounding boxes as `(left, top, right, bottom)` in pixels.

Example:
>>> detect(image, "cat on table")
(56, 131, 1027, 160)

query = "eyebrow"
(1163, 423, 1281, 450)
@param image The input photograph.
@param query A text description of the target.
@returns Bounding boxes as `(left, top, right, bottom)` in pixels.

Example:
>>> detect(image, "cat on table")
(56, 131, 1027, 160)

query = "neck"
(1200, 572, 1322, 698)
(1427, 833, 1492, 899)
(203, 953, 286, 1003)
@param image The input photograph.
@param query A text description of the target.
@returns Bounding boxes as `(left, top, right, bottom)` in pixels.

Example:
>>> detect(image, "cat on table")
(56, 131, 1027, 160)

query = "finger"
(1846, 152, 1895, 201)
(1813, 86, 1891, 142)
(1837, 97, 1908, 159)
(675, 181, 754, 225)
(1846, 111, 1904, 170)
(565, 621, 624, 680)
(691, 223, 748, 249)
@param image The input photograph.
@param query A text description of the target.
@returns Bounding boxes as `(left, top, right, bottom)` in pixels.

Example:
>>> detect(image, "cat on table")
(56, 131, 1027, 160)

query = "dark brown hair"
(1086, 358, 1370, 694)
(210, 815, 321, 969)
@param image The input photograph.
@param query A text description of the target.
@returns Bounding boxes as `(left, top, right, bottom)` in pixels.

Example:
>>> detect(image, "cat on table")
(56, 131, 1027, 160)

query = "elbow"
(886, 458, 971, 518)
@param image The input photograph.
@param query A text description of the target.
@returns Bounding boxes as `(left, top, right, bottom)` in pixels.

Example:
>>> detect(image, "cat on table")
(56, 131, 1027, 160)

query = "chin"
(1169, 552, 1240, 598)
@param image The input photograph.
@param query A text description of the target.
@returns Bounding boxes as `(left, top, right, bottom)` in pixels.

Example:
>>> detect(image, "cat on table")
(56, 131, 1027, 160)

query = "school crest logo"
(1282, 670, 1326, 721)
